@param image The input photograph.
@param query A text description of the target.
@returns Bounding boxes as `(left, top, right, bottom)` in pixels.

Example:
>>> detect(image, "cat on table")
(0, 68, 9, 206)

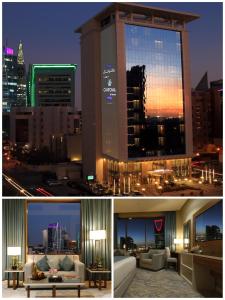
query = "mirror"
(183, 220, 191, 251)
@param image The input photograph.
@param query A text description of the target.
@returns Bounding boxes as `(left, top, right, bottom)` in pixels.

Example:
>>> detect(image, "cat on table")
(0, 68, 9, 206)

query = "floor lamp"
(90, 230, 106, 268)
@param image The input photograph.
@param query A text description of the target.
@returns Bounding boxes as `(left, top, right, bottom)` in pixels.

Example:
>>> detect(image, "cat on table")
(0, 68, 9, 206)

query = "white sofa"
(25, 255, 85, 283)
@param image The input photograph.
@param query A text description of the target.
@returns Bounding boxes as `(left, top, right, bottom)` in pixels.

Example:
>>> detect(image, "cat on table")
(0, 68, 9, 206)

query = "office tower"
(2, 46, 18, 112)
(48, 222, 62, 252)
(27, 64, 76, 107)
(76, 3, 199, 188)
(16, 41, 27, 106)
(192, 73, 223, 151)
(210, 79, 222, 146)
(42, 229, 48, 250)
(9, 106, 81, 161)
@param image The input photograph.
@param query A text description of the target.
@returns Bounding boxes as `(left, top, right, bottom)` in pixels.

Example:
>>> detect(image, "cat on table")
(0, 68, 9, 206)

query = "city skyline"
(3, 2, 222, 110)
(27, 202, 80, 246)
(195, 201, 223, 236)
(117, 218, 164, 245)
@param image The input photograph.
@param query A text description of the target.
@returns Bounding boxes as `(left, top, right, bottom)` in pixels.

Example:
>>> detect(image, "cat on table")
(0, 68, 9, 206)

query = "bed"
(114, 256, 136, 298)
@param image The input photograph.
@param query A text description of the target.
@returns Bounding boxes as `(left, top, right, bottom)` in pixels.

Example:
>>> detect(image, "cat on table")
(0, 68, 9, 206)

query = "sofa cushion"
(36, 256, 50, 271)
(48, 256, 60, 270)
(59, 256, 74, 271)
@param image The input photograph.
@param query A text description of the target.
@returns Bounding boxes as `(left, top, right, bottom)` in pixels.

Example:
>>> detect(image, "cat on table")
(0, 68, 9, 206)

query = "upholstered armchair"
(139, 249, 166, 271)
(24, 255, 85, 282)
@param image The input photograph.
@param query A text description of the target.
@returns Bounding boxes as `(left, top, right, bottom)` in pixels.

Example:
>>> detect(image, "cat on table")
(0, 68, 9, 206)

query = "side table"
(86, 268, 110, 290)
(5, 269, 25, 290)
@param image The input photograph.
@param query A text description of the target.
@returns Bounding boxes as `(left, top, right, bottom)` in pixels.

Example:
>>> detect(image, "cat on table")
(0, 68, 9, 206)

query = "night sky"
(3, 2, 222, 109)
(28, 203, 80, 246)
(118, 218, 158, 244)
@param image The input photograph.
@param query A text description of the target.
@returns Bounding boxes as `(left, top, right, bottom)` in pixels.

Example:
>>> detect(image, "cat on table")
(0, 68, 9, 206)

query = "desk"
(180, 252, 222, 297)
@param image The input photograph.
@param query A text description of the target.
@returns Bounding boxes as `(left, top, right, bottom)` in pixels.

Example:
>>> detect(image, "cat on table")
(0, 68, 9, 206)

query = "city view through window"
(195, 200, 222, 242)
(117, 217, 165, 251)
(27, 202, 80, 254)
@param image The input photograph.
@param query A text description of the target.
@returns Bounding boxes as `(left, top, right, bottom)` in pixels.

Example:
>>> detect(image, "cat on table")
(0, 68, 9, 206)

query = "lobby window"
(27, 202, 81, 255)
(117, 217, 165, 251)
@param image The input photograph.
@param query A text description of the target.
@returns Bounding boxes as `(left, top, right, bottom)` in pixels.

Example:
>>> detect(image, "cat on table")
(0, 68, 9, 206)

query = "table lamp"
(90, 230, 106, 268)
(184, 238, 190, 250)
(7, 247, 21, 270)
(174, 238, 182, 252)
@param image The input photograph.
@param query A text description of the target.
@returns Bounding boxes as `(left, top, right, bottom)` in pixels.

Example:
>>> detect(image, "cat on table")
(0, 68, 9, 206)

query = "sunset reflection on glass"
(125, 24, 185, 158)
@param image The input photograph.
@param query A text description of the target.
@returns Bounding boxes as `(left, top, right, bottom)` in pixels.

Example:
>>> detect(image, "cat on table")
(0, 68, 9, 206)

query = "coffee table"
(23, 277, 85, 298)
(86, 268, 110, 290)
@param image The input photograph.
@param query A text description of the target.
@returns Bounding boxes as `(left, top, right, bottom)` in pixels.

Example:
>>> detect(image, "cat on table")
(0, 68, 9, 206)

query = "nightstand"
(5, 269, 25, 290)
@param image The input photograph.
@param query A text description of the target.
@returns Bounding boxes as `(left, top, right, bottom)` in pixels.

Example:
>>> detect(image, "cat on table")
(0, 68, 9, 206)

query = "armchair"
(139, 249, 166, 271)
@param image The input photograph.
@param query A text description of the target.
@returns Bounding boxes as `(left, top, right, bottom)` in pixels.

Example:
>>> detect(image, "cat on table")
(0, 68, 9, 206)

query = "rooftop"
(75, 2, 200, 33)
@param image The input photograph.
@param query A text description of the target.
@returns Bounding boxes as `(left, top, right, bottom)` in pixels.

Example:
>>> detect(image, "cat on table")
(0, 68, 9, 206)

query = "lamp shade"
(184, 238, 190, 244)
(174, 238, 182, 245)
(90, 230, 106, 240)
(7, 247, 21, 256)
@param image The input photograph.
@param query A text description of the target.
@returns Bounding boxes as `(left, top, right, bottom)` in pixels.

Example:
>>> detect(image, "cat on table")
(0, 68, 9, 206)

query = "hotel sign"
(102, 64, 117, 104)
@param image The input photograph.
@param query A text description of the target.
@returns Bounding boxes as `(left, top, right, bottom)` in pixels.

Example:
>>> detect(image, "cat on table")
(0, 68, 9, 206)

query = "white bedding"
(114, 256, 136, 289)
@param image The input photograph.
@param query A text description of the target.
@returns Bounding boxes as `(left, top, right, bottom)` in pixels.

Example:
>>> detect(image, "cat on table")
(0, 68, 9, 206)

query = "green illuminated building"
(27, 64, 77, 107)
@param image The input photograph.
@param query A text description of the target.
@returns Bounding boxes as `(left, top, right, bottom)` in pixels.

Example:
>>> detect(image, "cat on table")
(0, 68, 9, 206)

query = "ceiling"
(114, 198, 188, 213)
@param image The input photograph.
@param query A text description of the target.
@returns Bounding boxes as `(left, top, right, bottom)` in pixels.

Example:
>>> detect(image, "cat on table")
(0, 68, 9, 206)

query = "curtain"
(114, 213, 118, 249)
(2, 199, 25, 279)
(81, 199, 111, 277)
(165, 211, 176, 252)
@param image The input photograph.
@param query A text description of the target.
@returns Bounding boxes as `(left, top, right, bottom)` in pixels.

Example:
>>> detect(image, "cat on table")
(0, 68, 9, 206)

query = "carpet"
(123, 268, 203, 298)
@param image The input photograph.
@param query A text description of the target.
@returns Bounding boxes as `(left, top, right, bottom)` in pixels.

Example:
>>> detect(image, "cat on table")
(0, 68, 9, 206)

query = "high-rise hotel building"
(76, 3, 199, 187)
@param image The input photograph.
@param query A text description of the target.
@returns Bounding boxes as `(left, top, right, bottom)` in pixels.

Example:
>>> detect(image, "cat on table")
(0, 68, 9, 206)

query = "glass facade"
(125, 24, 185, 158)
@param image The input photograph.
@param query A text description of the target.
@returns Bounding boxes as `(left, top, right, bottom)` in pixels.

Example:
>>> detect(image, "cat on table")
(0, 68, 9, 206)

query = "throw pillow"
(48, 256, 60, 270)
(59, 256, 74, 271)
(36, 256, 50, 271)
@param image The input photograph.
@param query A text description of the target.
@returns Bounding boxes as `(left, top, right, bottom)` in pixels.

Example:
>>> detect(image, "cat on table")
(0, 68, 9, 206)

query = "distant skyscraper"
(16, 41, 27, 106)
(27, 64, 77, 107)
(42, 229, 48, 250)
(48, 222, 62, 252)
(2, 46, 18, 112)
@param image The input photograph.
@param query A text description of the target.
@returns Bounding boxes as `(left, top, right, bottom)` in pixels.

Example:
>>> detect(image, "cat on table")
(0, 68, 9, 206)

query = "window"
(195, 201, 222, 242)
(27, 201, 81, 254)
(117, 217, 165, 251)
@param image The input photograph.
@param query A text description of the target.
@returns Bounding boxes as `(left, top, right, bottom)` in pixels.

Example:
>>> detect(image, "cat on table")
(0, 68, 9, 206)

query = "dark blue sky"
(196, 201, 223, 235)
(28, 202, 80, 246)
(3, 2, 222, 109)
(118, 218, 158, 244)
